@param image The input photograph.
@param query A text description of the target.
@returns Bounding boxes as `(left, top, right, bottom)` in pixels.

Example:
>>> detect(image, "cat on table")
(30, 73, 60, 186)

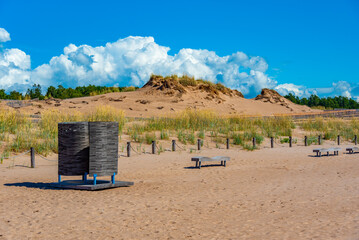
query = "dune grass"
(0, 106, 125, 158)
(0, 109, 296, 157)
(306, 135, 319, 146)
(299, 117, 359, 142)
(124, 109, 294, 149)
(1, 108, 358, 160)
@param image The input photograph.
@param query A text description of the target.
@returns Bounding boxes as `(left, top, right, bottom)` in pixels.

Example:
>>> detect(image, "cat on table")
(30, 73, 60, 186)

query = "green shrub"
(160, 130, 169, 140)
(188, 132, 196, 145)
(177, 130, 187, 144)
(243, 144, 256, 151)
(145, 132, 156, 144)
(177, 130, 195, 144)
(197, 130, 205, 139)
(280, 137, 297, 144)
(307, 136, 319, 145)
(232, 133, 243, 145)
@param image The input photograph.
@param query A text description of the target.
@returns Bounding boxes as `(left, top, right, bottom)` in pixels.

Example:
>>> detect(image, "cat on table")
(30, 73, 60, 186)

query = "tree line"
(0, 84, 138, 100)
(284, 93, 359, 109)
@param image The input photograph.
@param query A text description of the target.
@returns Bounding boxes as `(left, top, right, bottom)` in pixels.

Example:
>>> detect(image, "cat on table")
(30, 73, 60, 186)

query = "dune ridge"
(0, 75, 319, 118)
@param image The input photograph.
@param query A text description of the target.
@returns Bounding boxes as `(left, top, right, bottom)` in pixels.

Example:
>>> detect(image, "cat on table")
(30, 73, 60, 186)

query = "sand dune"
(1, 142, 359, 239)
(0, 77, 319, 118)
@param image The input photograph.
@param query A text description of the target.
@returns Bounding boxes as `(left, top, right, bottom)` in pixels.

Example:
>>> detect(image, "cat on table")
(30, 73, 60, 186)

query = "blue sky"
(0, 0, 358, 99)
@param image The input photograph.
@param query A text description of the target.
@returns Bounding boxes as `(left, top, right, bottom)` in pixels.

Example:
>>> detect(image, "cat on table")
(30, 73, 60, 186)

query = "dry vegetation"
(299, 117, 359, 141)
(0, 107, 358, 161)
(146, 74, 244, 97)
(0, 106, 125, 161)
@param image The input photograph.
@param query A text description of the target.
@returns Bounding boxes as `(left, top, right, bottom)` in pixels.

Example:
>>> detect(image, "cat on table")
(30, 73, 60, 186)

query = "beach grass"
(1, 108, 358, 159)
(299, 117, 359, 141)
(0, 106, 125, 157)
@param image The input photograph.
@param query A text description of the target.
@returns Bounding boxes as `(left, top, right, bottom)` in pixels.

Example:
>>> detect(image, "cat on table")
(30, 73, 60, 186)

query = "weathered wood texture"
(58, 122, 89, 176)
(172, 140, 176, 151)
(191, 156, 230, 169)
(30, 147, 35, 168)
(313, 147, 341, 157)
(346, 147, 359, 154)
(89, 122, 119, 177)
(127, 142, 131, 157)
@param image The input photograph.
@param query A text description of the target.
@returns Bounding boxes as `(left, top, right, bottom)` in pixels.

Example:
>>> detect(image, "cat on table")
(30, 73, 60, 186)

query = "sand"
(1, 141, 359, 239)
(0, 84, 319, 118)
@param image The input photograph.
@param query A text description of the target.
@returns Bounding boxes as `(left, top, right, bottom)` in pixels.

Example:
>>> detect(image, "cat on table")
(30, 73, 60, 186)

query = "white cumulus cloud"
(275, 81, 359, 101)
(0, 28, 10, 43)
(332, 81, 352, 98)
(275, 83, 311, 98)
(30, 36, 275, 97)
(0, 48, 31, 91)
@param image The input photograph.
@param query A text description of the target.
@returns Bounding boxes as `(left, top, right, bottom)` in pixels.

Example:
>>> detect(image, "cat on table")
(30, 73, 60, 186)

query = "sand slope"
(0, 78, 319, 117)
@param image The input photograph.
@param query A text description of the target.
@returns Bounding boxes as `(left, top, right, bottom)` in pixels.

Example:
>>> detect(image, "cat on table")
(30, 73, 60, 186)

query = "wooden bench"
(313, 147, 341, 157)
(346, 146, 359, 154)
(191, 156, 230, 169)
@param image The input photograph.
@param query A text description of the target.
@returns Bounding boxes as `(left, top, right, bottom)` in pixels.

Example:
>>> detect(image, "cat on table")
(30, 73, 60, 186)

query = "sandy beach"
(1, 142, 359, 239)
(2, 2, 359, 239)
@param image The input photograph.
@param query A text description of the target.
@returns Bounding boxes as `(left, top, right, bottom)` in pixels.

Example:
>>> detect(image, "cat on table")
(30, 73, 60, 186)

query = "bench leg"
(195, 161, 198, 168)
(224, 160, 226, 167)
(327, 152, 329, 156)
(319, 152, 321, 157)
(221, 160, 223, 166)
(198, 161, 201, 169)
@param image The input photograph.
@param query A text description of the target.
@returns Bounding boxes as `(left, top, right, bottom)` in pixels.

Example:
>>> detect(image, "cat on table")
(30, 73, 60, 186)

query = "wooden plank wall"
(58, 122, 89, 176)
(89, 122, 119, 177)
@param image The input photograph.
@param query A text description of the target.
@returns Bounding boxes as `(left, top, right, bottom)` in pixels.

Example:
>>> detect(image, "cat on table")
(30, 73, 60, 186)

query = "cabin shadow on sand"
(4, 182, 65, 190)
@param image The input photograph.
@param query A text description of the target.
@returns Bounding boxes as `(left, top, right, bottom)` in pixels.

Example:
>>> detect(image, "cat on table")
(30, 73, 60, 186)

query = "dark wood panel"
(89, 122, 119, 176)
(58, 122, 89, 176)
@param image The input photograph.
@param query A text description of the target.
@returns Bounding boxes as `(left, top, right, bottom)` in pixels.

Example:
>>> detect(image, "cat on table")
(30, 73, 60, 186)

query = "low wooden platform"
(50, 180, 134, 191)
(346, 147, 359, 154)
(191, 156, 230, 169)
(313, 147, 341, 157)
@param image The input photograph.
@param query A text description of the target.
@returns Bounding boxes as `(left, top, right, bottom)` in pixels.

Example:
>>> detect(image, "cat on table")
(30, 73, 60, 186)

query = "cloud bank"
(0, 27, 358, 100)
(30, 37, 277, 97)
(275, 81, 359, 100)
(0, 28, 276, 97)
